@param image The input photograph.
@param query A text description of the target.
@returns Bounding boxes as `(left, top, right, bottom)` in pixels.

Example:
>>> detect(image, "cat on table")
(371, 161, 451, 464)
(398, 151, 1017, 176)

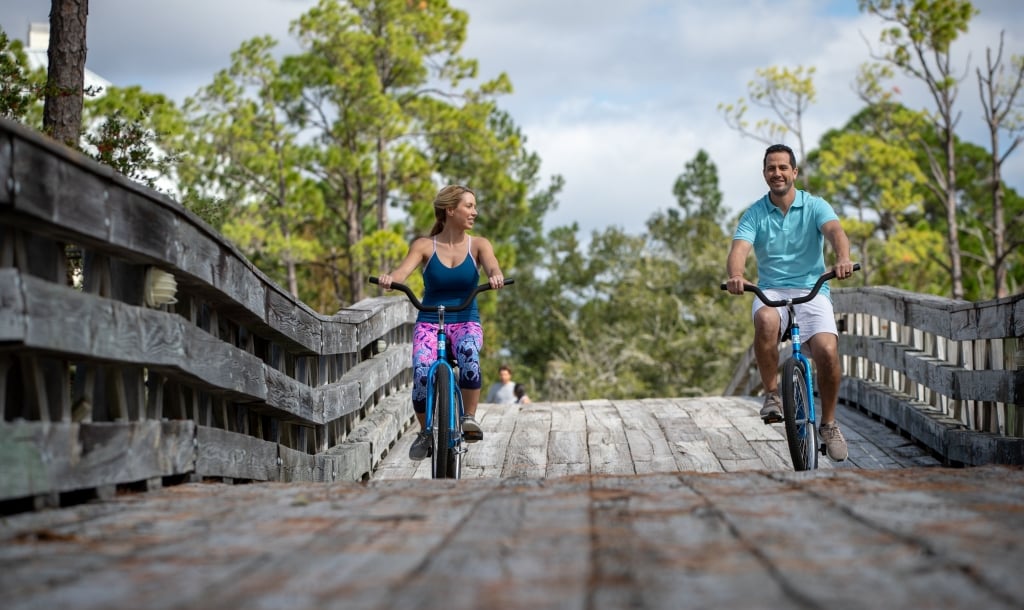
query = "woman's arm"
(378, 238, 430, 289)
(474, 237, 505, 288)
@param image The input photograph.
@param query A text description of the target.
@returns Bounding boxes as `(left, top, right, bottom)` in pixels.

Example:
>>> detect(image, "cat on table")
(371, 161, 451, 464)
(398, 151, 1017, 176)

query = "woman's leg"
(411, 322, 438, 429)
(449, 322, 484, 416)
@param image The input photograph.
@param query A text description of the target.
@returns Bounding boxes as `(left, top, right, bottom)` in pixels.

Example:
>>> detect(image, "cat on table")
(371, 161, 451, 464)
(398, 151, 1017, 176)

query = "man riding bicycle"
(724, 144, 855, 462)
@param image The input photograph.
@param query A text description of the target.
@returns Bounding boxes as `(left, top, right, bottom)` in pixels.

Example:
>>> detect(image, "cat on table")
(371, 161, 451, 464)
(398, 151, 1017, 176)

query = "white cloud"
(2, 0, 1021, 238)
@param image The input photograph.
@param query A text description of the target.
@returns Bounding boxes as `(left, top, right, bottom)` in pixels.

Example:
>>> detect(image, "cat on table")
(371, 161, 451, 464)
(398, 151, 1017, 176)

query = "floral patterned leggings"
(411, 321, 484, 413)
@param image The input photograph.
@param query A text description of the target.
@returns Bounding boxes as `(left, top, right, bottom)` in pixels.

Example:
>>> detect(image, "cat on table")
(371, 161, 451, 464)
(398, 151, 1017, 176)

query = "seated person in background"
(514, 383, 531, 404)
(485, 364, 516, 404)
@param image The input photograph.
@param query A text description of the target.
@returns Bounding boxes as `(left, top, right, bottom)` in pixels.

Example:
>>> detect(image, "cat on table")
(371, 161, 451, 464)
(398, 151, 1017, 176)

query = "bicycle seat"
(780, 320, 794, 343)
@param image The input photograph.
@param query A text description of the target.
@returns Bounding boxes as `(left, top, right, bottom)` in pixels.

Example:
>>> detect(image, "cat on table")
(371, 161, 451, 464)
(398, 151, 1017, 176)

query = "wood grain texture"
(377, 396, 941, 481)
(2, 464, 1021, 610)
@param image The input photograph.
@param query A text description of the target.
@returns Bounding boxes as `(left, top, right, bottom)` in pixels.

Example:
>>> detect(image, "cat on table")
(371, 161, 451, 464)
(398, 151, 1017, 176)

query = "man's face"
(499, 369, 512, 383)
(763, 151, 798, 197)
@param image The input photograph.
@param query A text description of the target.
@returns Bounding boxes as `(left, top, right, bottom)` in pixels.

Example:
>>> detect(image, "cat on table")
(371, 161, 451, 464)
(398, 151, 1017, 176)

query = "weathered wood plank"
(583, 399, 634, 475)
(3, 466, 1021, 609)
(503, 403, 550, 478)
(546, 402, 590, 477)
(195, 425, 278, 482)
(0, 268, 25, 341)
(466, 402, 521, 477)
(0, 420, 194, 501)
(613, 400, 679, 474)
(841, 334, 1023, 403)
(344, 391, 412, 471)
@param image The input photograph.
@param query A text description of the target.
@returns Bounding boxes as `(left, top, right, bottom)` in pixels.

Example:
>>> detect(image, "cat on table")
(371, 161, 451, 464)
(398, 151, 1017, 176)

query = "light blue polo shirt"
(733, 190, 839, 298)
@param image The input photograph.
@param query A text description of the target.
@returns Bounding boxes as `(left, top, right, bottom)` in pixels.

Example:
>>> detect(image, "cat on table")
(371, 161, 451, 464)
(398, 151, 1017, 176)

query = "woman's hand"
(377, 274, 394, 290)
(488, 273, 505, 289)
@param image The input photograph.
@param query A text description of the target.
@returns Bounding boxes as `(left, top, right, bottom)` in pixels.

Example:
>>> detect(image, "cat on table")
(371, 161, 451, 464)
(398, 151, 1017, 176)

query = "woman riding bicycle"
(375, 185, 506, 461)
(724, 144, 855, 462)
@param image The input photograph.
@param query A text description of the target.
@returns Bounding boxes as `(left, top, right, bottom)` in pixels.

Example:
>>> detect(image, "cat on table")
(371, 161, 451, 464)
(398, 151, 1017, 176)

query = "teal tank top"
(417, 237, 480, 324)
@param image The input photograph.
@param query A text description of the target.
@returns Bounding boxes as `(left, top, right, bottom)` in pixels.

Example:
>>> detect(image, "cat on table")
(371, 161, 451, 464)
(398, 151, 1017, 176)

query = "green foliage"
(717, 64, 817, 179)
(0, 31, 45, 122)
(9, 5, 1019, 404)
(501, 151, 748, 401)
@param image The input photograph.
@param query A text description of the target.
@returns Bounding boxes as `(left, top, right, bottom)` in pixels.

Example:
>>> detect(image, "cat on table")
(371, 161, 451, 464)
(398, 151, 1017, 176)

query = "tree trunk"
(376, 135, 387, 231)
(43, 0, 89, 147)
(944, 131, 964, 300)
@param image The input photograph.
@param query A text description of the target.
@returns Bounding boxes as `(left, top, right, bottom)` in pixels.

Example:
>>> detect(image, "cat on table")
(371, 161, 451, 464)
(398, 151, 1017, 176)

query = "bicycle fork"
(789, 313, 816, 429)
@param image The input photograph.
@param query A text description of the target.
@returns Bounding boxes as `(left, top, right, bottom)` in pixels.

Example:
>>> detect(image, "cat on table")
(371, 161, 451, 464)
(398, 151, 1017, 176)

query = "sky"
(2, 0, 1023, 237)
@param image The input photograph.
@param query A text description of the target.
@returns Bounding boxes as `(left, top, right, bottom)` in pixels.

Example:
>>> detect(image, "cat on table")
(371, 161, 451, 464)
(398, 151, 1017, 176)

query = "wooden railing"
(726, 285, 1024, 466)
(0, 118, 417, 510)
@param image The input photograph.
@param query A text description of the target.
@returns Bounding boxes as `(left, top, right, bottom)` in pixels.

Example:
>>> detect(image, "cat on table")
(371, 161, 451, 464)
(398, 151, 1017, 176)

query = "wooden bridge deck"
(5, 398, 1024, 609)
(376, 396, 942, 479)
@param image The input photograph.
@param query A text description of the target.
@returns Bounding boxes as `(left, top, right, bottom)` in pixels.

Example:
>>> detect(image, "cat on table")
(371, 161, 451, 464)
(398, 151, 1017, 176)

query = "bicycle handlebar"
(368, 277, 514, 313)
(720, 264, 860, 307)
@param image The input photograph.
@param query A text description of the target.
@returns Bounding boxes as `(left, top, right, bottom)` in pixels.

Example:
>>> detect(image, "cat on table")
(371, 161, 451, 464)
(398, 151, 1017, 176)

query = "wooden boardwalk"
(6, 398, 1024, 610)
(375, 396, 942, 480)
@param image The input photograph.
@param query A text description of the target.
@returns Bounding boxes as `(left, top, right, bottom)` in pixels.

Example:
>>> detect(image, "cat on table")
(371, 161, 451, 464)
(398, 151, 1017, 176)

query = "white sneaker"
(760, 392, 783, 423)
(819, 422, 849, 461)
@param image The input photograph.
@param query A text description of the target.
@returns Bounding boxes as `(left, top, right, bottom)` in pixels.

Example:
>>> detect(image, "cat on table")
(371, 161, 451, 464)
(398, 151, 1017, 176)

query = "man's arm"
(725, 239, 753, 294)
(821, 220, 855, 279)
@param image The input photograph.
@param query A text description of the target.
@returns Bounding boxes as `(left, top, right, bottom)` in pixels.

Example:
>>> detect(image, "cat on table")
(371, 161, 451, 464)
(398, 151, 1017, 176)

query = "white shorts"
(751, 289, 838, 340)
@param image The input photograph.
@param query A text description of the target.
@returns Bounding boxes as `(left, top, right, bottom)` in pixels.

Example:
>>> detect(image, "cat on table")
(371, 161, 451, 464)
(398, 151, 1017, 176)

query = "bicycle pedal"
(761, 414, 783, 425)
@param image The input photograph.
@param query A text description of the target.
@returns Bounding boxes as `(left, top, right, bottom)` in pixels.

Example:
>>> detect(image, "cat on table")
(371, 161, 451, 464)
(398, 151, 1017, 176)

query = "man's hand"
(833, 260, 855, 280)
(725, 275, 746, 295)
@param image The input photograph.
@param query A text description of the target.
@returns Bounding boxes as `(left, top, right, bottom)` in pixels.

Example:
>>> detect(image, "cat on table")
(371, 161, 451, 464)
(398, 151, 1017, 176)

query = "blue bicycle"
(369, 276, 513, 479)
(722, 264, 859, 471)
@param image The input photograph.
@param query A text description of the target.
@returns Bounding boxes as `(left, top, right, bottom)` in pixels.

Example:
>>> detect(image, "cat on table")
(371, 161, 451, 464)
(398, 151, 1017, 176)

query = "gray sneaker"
(760, 391, 783, 423)
(408, 431, 432, 461)
(462, 415, 483, 443)
(820, 421, 849, 461)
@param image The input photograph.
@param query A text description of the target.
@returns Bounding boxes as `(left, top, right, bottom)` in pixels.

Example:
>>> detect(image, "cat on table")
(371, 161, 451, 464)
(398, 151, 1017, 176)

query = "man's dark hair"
(763, 144, 797, 169)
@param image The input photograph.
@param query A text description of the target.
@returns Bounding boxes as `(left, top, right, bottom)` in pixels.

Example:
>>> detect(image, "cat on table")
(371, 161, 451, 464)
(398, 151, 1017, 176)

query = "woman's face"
(449, 191, 478, 230)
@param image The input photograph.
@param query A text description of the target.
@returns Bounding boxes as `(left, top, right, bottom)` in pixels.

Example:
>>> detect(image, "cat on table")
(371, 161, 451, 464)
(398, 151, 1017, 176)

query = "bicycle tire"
(781, 358, 818, 471)
(432, 370, 452, 479)
(447, 390, 464, 479)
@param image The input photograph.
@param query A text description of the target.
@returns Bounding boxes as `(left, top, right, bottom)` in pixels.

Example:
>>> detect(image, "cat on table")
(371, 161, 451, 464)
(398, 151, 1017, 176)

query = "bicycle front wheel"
(781, 358, 818, 471)
(432, 371, 452, 479)
(446, 389, 464, 479)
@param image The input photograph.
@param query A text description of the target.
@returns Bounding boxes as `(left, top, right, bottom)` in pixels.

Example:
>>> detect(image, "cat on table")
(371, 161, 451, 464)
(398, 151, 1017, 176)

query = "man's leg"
(806, 332, 840, 424)
(753, 306, 781, 392)
(807, 331, 848, 461)
(753, 307, 784, 422)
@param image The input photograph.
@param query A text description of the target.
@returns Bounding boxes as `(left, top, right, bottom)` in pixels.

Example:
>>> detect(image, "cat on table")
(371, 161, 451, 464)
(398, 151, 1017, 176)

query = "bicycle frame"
(423, 305, 467, 478)
(722, 264, 859, 471)
(786, 303, 816, 431)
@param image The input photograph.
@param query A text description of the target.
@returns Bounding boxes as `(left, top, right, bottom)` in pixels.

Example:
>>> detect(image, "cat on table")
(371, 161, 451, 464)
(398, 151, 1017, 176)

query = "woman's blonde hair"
(430, 185, 474, 236)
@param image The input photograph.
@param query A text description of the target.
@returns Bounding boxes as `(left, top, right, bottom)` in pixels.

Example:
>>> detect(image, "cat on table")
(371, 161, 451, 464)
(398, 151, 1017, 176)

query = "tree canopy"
(2, 0, 1020, 403)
